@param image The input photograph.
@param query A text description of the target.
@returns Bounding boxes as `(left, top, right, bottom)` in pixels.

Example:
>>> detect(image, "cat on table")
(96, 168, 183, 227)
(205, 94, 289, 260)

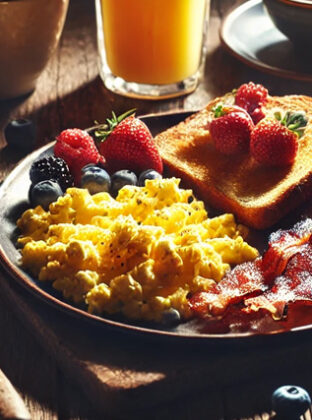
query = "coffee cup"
(0, 0, 69, 100)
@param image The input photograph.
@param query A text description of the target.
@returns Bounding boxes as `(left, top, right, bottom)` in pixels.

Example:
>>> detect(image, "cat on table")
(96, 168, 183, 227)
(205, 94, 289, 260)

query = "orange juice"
(100, 0, 207, 85)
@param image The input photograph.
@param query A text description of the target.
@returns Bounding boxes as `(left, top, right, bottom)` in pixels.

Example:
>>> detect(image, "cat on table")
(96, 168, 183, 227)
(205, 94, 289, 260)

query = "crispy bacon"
(189, 218, 312, 333)
(191, 259, 265, 318)
(245, 244, 312, 318)
(261, 228, 312, 285)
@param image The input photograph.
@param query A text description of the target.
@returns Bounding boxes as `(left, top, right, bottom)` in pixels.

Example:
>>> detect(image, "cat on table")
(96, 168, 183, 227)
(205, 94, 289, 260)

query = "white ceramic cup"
(0, 0, 69, 100)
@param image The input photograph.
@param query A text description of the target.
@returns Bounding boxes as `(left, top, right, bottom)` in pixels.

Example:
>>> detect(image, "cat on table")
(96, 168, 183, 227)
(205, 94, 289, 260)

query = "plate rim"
(1, 110, 312, 343)
(220, 0, 312, 83)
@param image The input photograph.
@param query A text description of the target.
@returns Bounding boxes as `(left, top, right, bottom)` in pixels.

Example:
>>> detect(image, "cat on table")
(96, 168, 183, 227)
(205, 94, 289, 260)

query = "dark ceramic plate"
(1, 110, 312, 344)
(220, 0, 312, 82)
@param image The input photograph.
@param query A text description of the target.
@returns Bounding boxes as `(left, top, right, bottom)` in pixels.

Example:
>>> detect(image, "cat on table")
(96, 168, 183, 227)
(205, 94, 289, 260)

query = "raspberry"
(235, 82, 268, 123)
(54, 129, 104, 184)
(250, 118, 298, 166)
(29, 156, 73, 192)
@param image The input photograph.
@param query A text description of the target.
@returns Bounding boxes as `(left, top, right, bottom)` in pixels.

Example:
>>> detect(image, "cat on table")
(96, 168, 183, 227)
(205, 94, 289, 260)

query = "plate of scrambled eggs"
(0, 112, 260, 339)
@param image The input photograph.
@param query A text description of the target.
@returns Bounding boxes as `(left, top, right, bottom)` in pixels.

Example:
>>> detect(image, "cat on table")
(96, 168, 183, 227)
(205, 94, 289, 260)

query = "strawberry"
(96, 110, 163, 174)
(54, 129, 105, 184)
(250, 111, 308, 166)
(235, 82, 268, 124)
(250, 107, 266, 125)
(209, 104, 254, 155)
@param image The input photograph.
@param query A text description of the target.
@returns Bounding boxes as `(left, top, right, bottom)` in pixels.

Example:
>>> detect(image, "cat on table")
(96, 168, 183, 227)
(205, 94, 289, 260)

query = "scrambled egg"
(17, 178, 258, 322)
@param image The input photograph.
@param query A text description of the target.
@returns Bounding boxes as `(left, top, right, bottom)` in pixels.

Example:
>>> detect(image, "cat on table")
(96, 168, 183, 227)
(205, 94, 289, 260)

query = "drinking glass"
(95, 0, 210, 100)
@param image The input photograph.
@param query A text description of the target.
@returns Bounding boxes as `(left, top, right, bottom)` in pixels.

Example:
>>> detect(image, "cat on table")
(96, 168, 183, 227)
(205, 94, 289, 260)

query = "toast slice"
(154, 94, 312, 229)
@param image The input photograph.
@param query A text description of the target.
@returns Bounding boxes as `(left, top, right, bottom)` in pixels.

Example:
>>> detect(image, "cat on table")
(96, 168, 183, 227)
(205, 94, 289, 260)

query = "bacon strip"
(190, 259, 266, 318)
(245, 243, 312, 319)
(189, 219, 312, 332)
(261, 229, 312, 284)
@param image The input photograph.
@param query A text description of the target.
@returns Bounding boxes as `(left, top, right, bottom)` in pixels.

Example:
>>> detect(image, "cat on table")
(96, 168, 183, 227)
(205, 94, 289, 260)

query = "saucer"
(220, 0, 312, 82)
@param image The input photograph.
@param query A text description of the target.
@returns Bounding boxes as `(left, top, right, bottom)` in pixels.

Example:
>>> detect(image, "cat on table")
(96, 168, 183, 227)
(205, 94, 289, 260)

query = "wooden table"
(2, 1, 312, 419)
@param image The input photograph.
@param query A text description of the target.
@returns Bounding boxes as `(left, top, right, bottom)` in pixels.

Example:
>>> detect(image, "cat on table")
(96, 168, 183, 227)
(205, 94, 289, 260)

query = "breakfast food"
(80, 165, 111, 195)
(110, 170, 138, 197)
(154, 84, 311, 229)
(14, 88, 312, 332)
(30, 156, 74, 192)
(272, 385, 311, 419)
(17, 178, 258, 323)
(250, 116, 299, 166)
(99, 0, 206, 85)
(26, 111, 165, 210)
(209, 105, 254, 154)
(96, 110, 163, 174)
(54, 128, 105, 184)
(4, 119, 36, 151)
(29, 180, 63, 211)
(190, 218, 312, 332)
(138, 169, 162, 186)
(234, 81, 268, 123)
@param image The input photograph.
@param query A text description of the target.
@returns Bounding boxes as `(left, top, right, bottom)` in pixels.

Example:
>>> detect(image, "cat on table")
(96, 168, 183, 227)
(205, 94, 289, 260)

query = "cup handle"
(0, 369, 31, 420)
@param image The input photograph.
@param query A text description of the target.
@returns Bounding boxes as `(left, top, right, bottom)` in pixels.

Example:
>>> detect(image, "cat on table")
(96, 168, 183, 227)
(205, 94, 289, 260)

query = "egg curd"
(17, 178, 258, 322)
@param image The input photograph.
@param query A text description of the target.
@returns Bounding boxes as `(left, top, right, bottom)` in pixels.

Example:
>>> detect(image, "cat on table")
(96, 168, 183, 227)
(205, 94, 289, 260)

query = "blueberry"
(81, 167, 111, 194)
(161, 308, 181, 326)
(138, 169, 162, 186)
(81, 163, 99, 175)
(110, 170, 137, 197)
(272, 385, 311, 419)
(29, 180, 63, 210)
(4, 119, 36, 151)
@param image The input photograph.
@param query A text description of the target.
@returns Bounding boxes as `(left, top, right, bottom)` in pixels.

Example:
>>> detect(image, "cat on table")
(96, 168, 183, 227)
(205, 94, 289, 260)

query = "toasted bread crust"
(154, 95, 312, 229)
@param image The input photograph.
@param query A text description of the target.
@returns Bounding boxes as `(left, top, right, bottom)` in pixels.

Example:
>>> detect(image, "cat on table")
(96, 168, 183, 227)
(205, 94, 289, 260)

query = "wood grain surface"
(0, 368, 30, 420)
(1, 0, 312, 419)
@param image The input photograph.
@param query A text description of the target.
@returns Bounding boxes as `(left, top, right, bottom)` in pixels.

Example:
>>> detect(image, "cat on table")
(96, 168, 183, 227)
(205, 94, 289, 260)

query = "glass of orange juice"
(95, 0, 210, 99)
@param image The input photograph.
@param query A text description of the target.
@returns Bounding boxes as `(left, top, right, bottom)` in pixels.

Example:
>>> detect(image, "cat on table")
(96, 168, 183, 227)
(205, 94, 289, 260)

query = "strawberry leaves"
(213, 104, 227, 118)
(97, 113, 163, 174)
(274, 110, 308, 138)
(94, 108, 136, 142)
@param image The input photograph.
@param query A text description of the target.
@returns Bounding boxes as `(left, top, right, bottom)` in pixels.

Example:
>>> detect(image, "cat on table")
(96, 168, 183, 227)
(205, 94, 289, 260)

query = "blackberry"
(30, 156, 74, 192)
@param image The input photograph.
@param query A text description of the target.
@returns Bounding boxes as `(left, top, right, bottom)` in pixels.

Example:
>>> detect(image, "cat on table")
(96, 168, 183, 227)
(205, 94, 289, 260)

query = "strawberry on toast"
(154, 84, 312, 229)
